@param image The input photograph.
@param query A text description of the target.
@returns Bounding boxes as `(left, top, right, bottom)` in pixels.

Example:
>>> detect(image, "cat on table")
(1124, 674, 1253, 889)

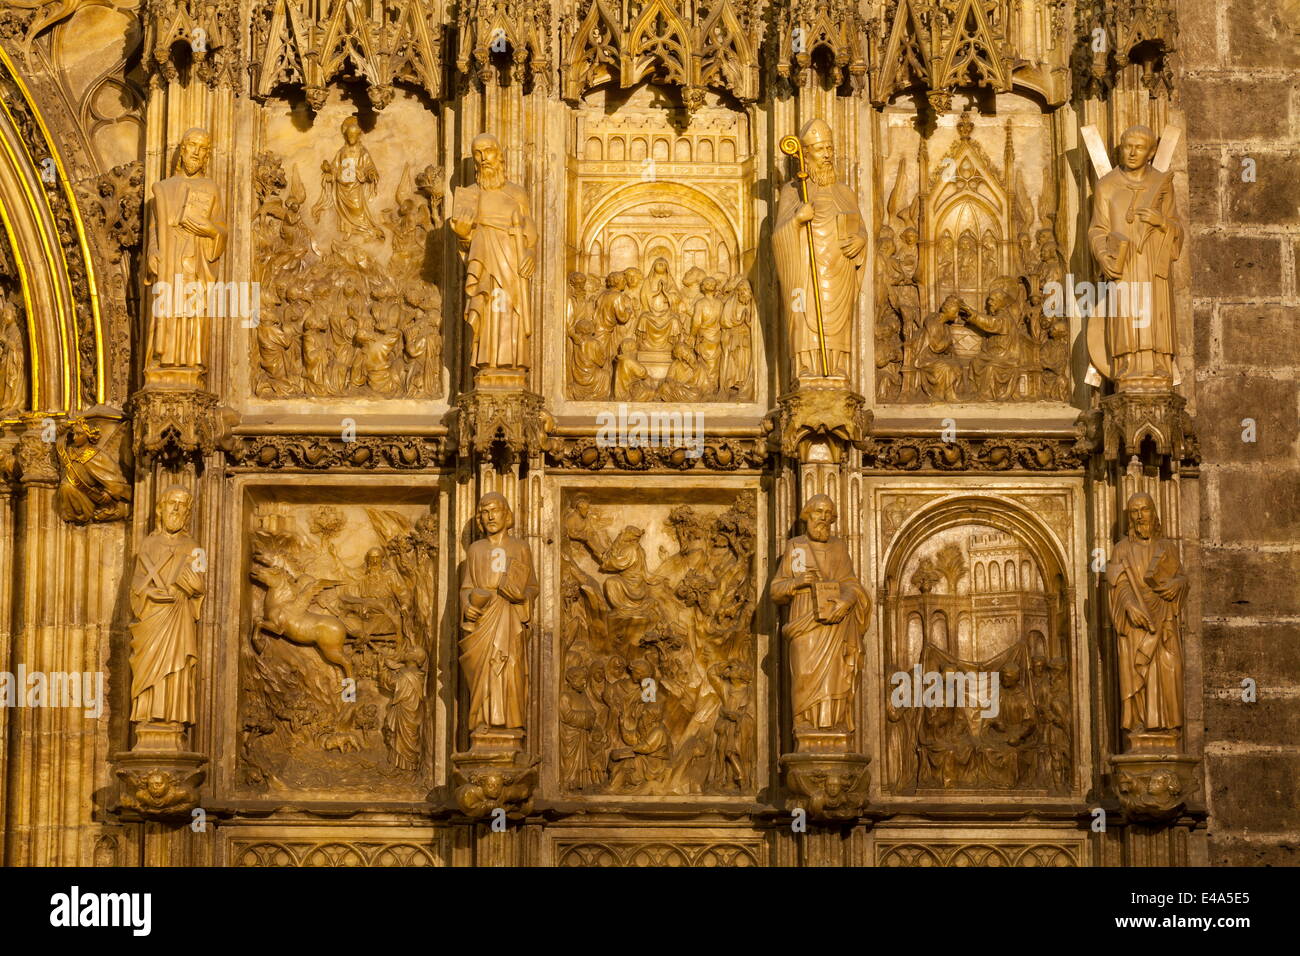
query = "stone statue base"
(112, 728, 207, 822)
(455, 382, 551, 463)
(781, 751, 870, 823)
(144, 366, 205, 389)
(1099, 389, 1196, 464)
(451, 748, 539, 820)
(794, 729, 854, 754)
(765, 384, 872, 463)
(1111, 750, 1199, 824)
(128, 384, 226, 464)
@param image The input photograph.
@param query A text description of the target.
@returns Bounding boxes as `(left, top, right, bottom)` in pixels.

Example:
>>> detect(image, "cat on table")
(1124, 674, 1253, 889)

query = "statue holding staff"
(773, 120, 869, 383)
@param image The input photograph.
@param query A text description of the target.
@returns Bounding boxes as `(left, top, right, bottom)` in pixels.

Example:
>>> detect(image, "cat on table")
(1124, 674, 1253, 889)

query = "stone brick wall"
(1179, 0, 1300, 865)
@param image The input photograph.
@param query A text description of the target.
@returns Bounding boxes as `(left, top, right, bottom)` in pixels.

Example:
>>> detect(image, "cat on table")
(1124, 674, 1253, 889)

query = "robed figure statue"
(145, 127, 227, 384)
(1087, 125, 1184, 388)
(1107, 492, 1187, 739)
(450, 134, 538, 375)
(459, 493, 539, 742)
(772, 494, 871, 742)
(772, 119, 869, 382)
(129, 485, 204, 729)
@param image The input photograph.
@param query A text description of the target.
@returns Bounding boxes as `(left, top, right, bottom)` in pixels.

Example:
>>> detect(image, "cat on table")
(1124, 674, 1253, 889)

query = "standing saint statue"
(772, 494, 871, 743)
(145, 127, 227, 384)
(459, 493, 538, 745)
(1107, 492, 1186, 739)
(450, 133, 538, 376)
(129, 485, 204, 734)
(313, 116, 385, 243)
(1087, 125, 1184, 388)
(773, 119, 869, 382)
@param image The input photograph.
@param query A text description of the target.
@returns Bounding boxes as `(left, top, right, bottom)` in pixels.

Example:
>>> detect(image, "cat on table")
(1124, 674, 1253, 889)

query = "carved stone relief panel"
(564, 91, 759, 405)
(552, 482, 765, 799)
(874, 102, 1073, 407)
(248, 91, 445, 405)
(234, 481, 439, 799)
(867, 483, 1088, 799)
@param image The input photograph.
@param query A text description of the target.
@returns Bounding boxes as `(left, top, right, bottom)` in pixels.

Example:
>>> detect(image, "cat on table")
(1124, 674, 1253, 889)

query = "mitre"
(799, 118, 832, 147)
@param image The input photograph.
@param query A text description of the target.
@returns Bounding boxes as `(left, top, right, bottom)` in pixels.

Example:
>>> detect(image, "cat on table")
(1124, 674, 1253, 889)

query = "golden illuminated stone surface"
(0, 0, 1288, 869)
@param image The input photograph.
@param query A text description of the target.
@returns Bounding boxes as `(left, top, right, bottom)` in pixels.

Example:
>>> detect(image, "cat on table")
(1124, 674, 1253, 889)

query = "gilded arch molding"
(0, 44, 105, 416)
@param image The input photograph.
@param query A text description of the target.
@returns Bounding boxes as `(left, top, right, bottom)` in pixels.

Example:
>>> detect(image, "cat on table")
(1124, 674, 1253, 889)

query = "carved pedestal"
(454, 383, 551, 464)
(765, 385, 872, 464)
(112, 724, 207, 823)
(1099, 389, 1196, 464)
(451, 750, 539, 820)
(128, 386, 226, 465)
(1111, 753, 1199, 824)
(782, 751, 871, 823)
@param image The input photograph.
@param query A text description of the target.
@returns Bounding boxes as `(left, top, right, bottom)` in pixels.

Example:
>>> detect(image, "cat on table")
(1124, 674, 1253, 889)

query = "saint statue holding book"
(772, 494, 871, 744)
(1087, 125, 1184, 389)
(459, 493, 538, 741)
(1107, 493, 1186, 739)
(145, 127, 227, 385)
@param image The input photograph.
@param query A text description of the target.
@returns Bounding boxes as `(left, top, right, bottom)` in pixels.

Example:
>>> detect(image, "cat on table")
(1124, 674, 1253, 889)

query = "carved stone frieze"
(546, 436, 766, 472)
(555, 838, 762, 866)
(878, 840, 1080, 866)
(861, 435, 1085, 472)
(230, 434, 449, 471)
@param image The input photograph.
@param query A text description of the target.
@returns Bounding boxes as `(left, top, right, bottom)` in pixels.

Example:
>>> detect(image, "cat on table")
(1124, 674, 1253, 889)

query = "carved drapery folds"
(252, 0, 445, 110)
(144, 0, 243, 88)
(1074, 0, 1179, 98)
(457, 0, 552, 88)
(561, 0, 766, 110)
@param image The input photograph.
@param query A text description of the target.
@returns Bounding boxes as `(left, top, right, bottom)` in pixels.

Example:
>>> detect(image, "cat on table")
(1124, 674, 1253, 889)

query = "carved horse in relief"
(250, 559, 353, 680)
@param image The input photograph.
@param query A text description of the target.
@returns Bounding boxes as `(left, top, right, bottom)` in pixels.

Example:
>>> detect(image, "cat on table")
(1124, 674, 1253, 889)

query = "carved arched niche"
(878, 496, 1078, 797)
(562, 85, 760, 406)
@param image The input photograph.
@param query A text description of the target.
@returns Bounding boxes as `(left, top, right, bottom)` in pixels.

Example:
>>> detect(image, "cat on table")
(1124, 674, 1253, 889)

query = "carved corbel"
(1098, 390, 1197, 465)
(114, 759, 207, 822)
(128, 387, 232, 466)
(1111, 753, 1199, 824)
(452, 754, 539, 820)
(454, 388, 552, 463)
(764, 388, 872, 463)
(782, 753, 871, 823)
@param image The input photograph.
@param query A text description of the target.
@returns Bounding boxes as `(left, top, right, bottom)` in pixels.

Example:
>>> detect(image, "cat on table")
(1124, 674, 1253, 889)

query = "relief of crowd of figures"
(558, 494, 758, 795)
(250, 120, 444, 402)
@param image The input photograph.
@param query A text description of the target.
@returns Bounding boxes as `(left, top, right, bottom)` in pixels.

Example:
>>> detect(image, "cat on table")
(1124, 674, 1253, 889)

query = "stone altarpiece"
(0, 0, 1203, 867)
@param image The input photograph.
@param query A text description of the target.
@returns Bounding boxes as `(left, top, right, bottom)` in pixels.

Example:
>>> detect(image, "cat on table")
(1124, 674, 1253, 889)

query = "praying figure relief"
(145, 128, 227, 385)
(313, 116, 385, 243)
(460, 493, 538, 748)
(1088, 125, 1183, 388)
(772, 495, 870, 747)
(450, 134, 537, 377)
(773, 119, 869, 382)
(1107, 493, 1186, 742)
(129, 486, 204, 734)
